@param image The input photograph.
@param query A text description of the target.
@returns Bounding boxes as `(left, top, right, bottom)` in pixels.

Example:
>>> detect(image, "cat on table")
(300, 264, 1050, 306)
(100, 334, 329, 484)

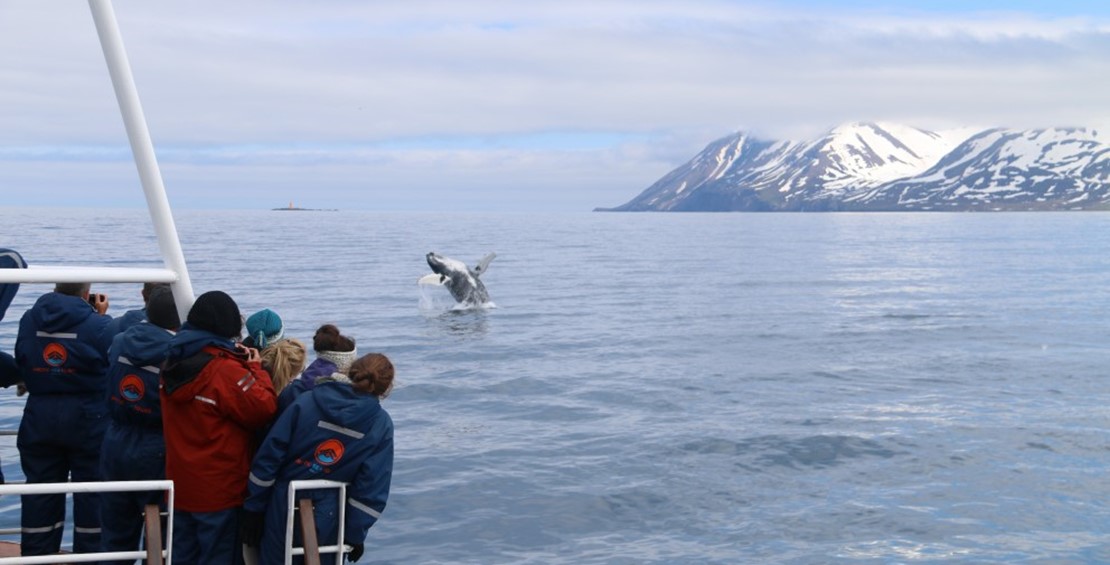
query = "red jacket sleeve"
(212, 356, 277, 431)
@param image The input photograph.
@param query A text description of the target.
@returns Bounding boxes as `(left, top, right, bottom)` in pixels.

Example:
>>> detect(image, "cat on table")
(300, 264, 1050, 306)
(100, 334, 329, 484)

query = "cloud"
(0, 1, 1108, 210)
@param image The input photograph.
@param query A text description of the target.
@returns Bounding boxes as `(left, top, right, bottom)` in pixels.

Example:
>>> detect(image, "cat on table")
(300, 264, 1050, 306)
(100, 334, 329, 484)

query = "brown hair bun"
(348, 353, 394, 398)
(313, 324, 355, 353)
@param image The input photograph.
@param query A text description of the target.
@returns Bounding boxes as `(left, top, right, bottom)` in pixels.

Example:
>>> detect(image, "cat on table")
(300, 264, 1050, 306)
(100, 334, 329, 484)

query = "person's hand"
(89, 293, 109, 315)
(15, 382, 26, 397)
(235, 343, 261, 364)
(239, 509, 264, 547)
(345, 542, 364, 562)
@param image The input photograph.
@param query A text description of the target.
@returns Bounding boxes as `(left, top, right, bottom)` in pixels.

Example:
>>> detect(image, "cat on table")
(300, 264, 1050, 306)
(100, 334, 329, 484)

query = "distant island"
(598, 122, 1110, 212)
(272, 201, 337, 212)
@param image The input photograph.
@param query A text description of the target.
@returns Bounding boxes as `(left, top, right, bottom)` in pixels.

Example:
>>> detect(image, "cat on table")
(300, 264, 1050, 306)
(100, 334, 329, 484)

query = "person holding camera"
(106, 281, 169, 335)
(160, 290, 277, 564)
(14, 282, 114, 557)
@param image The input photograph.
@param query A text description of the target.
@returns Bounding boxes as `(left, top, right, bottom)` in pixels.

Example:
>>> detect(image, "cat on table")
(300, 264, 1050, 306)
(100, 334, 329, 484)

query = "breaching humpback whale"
(422, 252, 496, 306)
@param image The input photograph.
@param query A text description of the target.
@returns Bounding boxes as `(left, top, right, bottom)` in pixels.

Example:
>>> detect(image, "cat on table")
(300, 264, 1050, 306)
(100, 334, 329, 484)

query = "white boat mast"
(0, 0, 196, 321)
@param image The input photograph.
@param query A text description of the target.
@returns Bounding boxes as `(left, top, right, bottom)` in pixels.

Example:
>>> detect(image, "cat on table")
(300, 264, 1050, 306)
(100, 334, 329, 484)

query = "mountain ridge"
(599, 123, 1110, 212)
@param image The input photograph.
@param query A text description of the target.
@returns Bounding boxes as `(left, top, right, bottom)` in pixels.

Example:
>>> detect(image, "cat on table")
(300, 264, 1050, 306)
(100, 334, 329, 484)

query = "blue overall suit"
(245, 380, 393, 565)
(100, 321, 175, 563)
(0, 248, 28, 485)
(15, 291, 113, 556)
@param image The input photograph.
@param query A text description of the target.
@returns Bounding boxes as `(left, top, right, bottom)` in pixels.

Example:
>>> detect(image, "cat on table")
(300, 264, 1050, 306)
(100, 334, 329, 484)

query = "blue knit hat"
(246, 308, 284, 349)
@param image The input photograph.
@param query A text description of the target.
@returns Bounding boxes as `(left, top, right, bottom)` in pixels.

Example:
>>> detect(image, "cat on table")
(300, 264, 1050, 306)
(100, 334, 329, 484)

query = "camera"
(87, 293, 101, 305)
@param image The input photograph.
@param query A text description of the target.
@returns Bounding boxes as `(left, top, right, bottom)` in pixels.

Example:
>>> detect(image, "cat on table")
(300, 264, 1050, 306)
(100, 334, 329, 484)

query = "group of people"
(2, 281, 394, 564)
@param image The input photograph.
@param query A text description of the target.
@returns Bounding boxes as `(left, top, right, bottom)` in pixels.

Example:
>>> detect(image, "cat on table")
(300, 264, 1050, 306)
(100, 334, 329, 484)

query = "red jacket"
(161, 345, 277, 512)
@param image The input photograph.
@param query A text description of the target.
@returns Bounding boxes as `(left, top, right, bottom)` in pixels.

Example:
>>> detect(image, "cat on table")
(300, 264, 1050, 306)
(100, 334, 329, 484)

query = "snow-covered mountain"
(600, 123, 1110, 212)
(844, 127, 1110, 210)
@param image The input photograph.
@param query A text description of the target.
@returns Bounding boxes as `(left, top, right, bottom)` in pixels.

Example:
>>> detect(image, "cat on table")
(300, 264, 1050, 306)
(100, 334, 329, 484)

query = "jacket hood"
(166, 323, 235, 362)
(162, 324, 236, 396)
(112, 322, 175, 367)
(311, 380, 382, 431)
(30, 292, 94, 333)
(300, 358, 338, 386)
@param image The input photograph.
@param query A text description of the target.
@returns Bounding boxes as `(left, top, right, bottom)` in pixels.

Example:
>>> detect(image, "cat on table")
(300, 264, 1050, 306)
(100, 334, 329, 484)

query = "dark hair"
(313, 324, 355, 353)
(142, 282, 171, 302)
(348, 353, 394, 398)
(145, 286, 180, 330)
(55, 282, 91, 297)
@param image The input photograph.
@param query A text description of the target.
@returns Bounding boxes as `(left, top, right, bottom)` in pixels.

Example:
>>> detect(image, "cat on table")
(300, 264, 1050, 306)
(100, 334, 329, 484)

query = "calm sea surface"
(1, 209, 1108, 563)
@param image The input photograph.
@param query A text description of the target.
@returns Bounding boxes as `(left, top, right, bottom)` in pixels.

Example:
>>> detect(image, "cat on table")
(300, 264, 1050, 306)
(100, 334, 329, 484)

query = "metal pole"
(87, 0, 196, 321)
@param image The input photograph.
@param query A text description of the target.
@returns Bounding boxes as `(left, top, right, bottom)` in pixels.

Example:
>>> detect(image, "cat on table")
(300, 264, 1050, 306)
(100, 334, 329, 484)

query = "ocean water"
(0, 208, 1109, 564)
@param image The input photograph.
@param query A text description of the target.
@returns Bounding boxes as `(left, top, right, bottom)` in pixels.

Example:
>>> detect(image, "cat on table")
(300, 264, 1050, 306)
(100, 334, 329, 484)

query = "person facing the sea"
(106, 281, 170, 335)
(260, 337, 307, 396)
(99, 286, 179, 564)
(0, 248, 27, 485)
(14, 282, 113, 556)
(240, 308, 305, 394)
(277, 323, 356, 413)
(160, 290, 277, 564)
(242, 307, 284, 350)
(241, 353, 395, 564)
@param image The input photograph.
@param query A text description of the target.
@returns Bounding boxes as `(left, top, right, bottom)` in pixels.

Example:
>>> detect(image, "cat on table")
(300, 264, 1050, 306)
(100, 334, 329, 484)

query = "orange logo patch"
(120, 374, 145, 402)
(43, 343, 67, 367)
(314, 439, 345, 466)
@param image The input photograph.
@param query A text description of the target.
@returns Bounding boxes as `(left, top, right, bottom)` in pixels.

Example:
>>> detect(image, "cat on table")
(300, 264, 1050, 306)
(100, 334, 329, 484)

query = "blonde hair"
(260, 338, 307, 394)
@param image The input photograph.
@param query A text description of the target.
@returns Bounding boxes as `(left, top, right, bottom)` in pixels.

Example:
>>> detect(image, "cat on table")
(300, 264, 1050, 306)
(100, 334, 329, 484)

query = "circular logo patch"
(314, 439, 345, 466)
(120, 374, 145, 402)
(43, 343, 67, 367)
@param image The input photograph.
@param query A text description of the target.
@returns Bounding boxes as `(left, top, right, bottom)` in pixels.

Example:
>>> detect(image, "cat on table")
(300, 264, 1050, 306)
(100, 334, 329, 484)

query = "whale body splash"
(421, 251, 496, 307)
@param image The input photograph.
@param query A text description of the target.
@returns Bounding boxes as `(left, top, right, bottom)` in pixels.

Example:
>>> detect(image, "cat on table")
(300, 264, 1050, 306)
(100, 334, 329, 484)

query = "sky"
(0, 1, 1108, 212)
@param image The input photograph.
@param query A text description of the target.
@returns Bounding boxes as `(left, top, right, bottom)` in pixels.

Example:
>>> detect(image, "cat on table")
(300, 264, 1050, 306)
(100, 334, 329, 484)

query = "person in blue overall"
(241, 353, 395, 564)
(0, 248, 28, 485)
(99, 287, 179, 564)
(106, 281, 170, 335)
(15, 282, 114, 556)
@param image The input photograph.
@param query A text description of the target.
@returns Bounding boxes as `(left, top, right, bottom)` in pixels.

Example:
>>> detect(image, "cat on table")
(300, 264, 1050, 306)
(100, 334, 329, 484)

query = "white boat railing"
(285, 479, 352, 565)
(0, 0, 196, 320)
(0, 266, 179, 285)
(0, 0, 193, 562)
(0, 480, 174, 564)
(2, 3, 358, 564)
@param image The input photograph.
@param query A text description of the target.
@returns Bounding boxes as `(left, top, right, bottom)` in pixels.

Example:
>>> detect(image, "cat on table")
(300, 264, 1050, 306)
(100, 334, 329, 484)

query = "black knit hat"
(187, 290, 242, 338)
(146, 286, 180, 330)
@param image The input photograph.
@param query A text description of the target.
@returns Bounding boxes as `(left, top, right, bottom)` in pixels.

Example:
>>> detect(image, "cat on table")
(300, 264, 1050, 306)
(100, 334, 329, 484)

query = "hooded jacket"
(106, 321, 175, 428)
(106, 307, 147, 336)
(16, 291, 113, 398)
(100, 322, 175, 496)
(300, 357, 338, 384)
(161, 324, 277, 512)
(245, 379, 393, 561)
(275, 357, 337, 414)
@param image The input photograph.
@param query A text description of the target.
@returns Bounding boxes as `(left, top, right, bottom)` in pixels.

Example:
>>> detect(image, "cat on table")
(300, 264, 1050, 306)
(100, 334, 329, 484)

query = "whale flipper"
(418, 273, 447, 285)
(474, 252, 497, 276)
